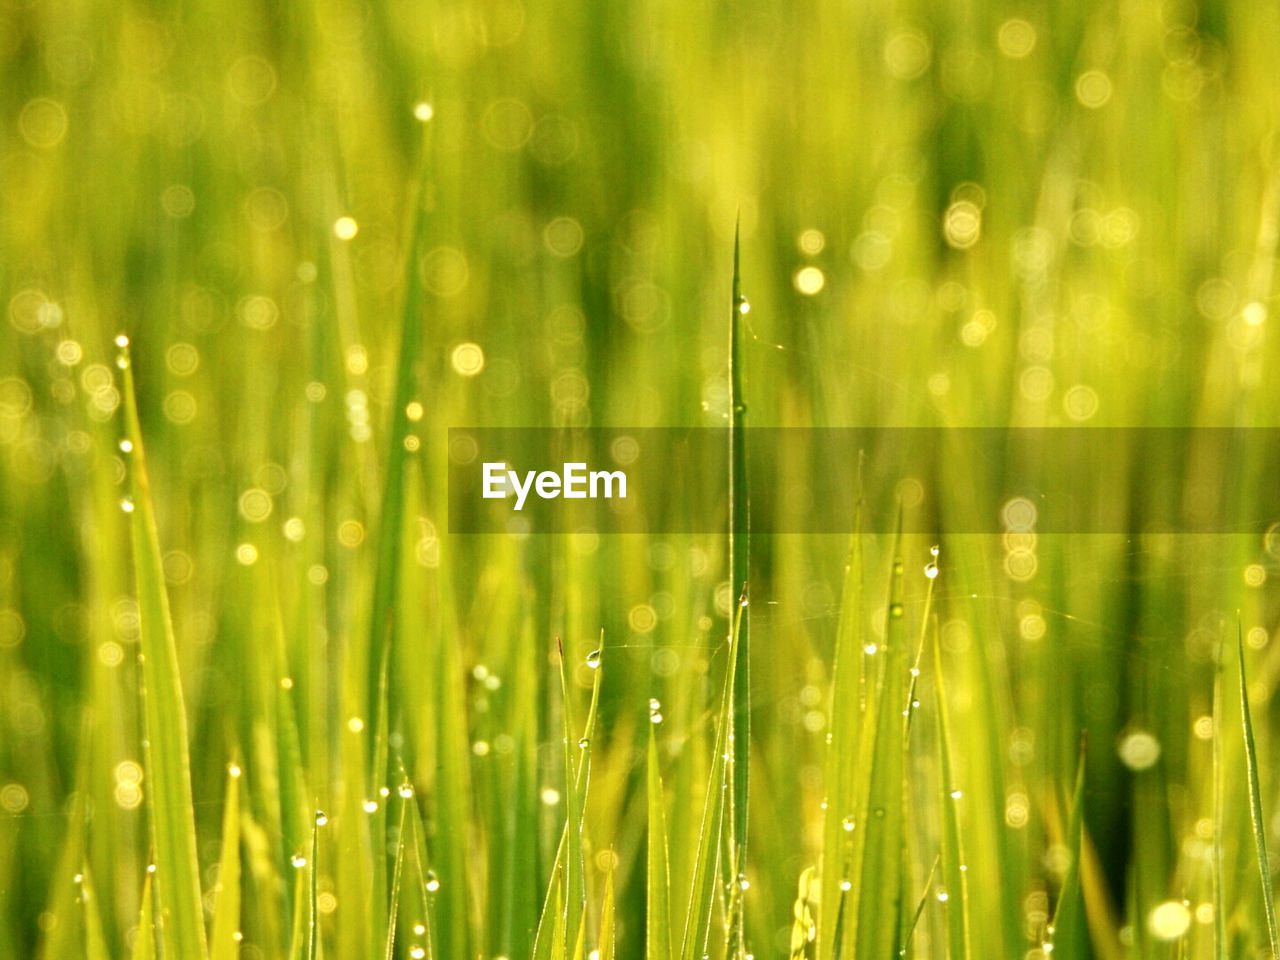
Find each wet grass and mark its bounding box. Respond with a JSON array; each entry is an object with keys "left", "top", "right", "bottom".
[{"left": 4, "top": 1, "right": 1280, "bottom": 959}]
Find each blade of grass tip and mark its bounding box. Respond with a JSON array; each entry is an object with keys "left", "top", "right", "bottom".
[
  {"left": 79, "top": 865, "right": 111, "bottom": 960},
  {"left": 728, "top": 214, "right": 751, "bottom": 911},
  {"left": 903, "top": 545, "right": 939, "bottom": 740},
  {"left": 647, "top": 724, "right": 673, "bottom": 960},
  {"left": 532, "top": 633, "right": 606, "bottom": 960},
  {"left": 384, "top": 799, "right": 409, "bottom": 960},
  {"left": 818, "top": 480, "right": 865, "bottom": 960},
  {"left": 551, "top": 870, "right": 567, "bottom": 960},
  {"left": 1238, "top": 624, "right": 1280, "bottom": 957},
  {"left": 852, "top": 506, "right": 907, "bottom": 960},
  {"left": 131, "top": 873, "right": 157, "bottom": 960},
  {"left": 119, "top": 338, "right": 209, "bottom": 960},
  {"left": 679, "top": 592, "right": 746, "bottom": 960},
  {"left": 934, "top": 617, "right": 971, "bottom": 960},
  {"left": 1047, "top": 735, "right": 1087, "bottom": 958},
  {"left": 902, "top": 855, "right": 940, "bottom": 949},
  {"left": 210, "top": 761, "right": 243, "bottom": 960}
]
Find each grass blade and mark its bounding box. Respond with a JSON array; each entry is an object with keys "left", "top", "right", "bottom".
[
  {"left": 384, "top": 799, "right": 409, "bottom": 960},
  {"left": 131, "top": 874, "right": 157, "bottom": 960},
  {"left": 1238, "top": 625, "right": 1280, "bottom": 957},
  {"left": 647, "top": 725, "right": 673, "bottom": 960},
  {"left": 600, "top": 860, "right": 617, "bottom": 960},
  {"left": 679, "top": 592, "right": 746, "bottom": 960},
  {"left": 728, "top": 216, "right": 751, "bottom": 925},
  {"left": 210, "top": 762, "right": 243, "bottom": 960},
  {"left": 120, "top": 342, "right": 208, "bottom": 960},
  {"left": 1047, "top": 736, "right": 1087, "bottom": 958},
  {"left": 934, "top": 619, "right": 970, "bottom": 960},
  {"left": 78, "top": 865, "right": 110, "bottom": 960}
]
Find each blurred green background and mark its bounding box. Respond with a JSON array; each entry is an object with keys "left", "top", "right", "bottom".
[{"left": 4, "top": 0, "right": 1280, "bottom": 957}]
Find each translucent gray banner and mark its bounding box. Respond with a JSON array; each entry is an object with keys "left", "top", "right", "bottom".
[{"left": 446, "top": 428, "right": 1279, "bottom": 535}]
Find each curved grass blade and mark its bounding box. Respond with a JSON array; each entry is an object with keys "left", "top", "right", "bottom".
[
  {"left": 678, "top": 593, "right": 746, "bottom": 960},
  {"left": 120, "top": 343, "right": 209, "bottom": 960},
  {"left": 210, "top": 763, "right": 243, "bottom": 960},
  {"left": 1238, "top": 625, "right": 1280, "bottom": 957},
  {"left": 647, "top": 725, "right": 673, "bottom": 960}
]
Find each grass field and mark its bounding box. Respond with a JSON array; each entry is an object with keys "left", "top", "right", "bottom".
[{"left": 4, "top": 0, "right": 1280, "bottom": 957}]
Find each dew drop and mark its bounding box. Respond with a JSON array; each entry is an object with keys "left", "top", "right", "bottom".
[
  {"left": 118, "top": 439, "right": 133, "bottom": 453},
  {"left": 362, "top": 799, "right": 378, "bottom": 813},
  {"left": 290, "top": 854, "right": 307, "bottom": 869},
  {"left": 120, "top": 497, "right": 135, "bottom": 514},
  {"left": 840, "top": 879, "right": 852, "bottom": 891},
  {"left": 841, "top": 816, "right": 855, "bottom": 832},
  {"left": 425, "top": 870, "right": 440, "bottom": 893},
  {"left": 398, "top": 783, "right": 414, "bottom": 799},
  {"left": 586, "top": 648, "right": 601, "bottom": 669},
  {"left": 577, "top": 736, "right": 589, "bottom": 749},
  {"left": 114, "top": 334, "right": 130, "bottom": 348},
  {"left": 889, "top": 603, "right": 904, "bottom": 619},
  {"left": 924, "top": 561, "right": 939, "bottom": 580},
  {"left": 737, "top": 297, "right": 751, "bottom": 315},
  {"left": 314, "top": 810, "right": 328, "bottom": 826}
]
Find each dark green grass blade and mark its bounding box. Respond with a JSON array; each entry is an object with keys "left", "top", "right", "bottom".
[
  {"left": 1238, "top": 626, "right": 1280, "bottom": 957},
  {"left": 120, "top": 345, "right": 209, "bottom": 960},
  {"left": 558, "top": 639, "right": 587, "bottom": 953},
  {"left": 384, "top": 800, "right": 409, "bottom": 960},
  {"left": 647, "top": 725, "right": 673, "bottom": 960},
  {"left": 678, "top": 594, "right": 746, "bottom": 960},
  {"left": 1213, "top": 642, "right": 1228, "bottom": 960}
]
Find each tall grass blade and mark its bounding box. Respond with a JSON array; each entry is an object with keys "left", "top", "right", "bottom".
[
  {"left": 78, "top": 865, "right": 110, "bottom": 960},
  {"left": 131, "top": 874, "right": 156, "bottom": 960},
  {"left": 532, "top": 635, "right": 606, "bottom": 960},
  {"left": 210, "top": 763, "right": 243, "bottom": 960},
  {"left": 384, "top": 799, "right": 409, "bottom": 960},
  {"left": 1238, "top": 625, "right": 1280, "bottom": 957},
  {"left": 934, "top": 628, "right": 971, "bottom": 960},
  {"left": 647, "top": 725, "right": 673, "bottom": 960},
  {"left": 600, "top": 861, "right": 617, "bottom": 960},
  {"left": 120, "top": 345, "right": 209, "bottom": 960},
  {"left": 678, "top": 593, "right": 746, "bottom": 960},
  {"left": 852, "top": 511, "right": 907, "bottom": 959},
  {"left": 728, "top": 216, "right": 751, "bottom": 929},
  {"left": 1047, "top": 737, "right": 1087, "bottom": 958}
]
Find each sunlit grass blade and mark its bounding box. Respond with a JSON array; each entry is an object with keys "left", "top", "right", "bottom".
[
  {"left": 903, "top": 855, "right": 939, "bottom": 949},
  {"left": 647, "top": 725, "right": 673, "bottom": 960},
  {"left": 600, "top": 860, "right": 616, "bottom": 960},
  {"left": 286, "top": 818, "right": 318, "bottom": 960},
  {"left": 79, "top": 865, "right": 110, "bottom": 960},
  {"left": 728, "top": 216, "right": 751, "bottom": 932},
  {"left": 131, "top": 874, "right": 156, "bottom": 960},
  {"left": 384, "top": 800, "right": 409, "bottom": 960},
  {"left": 1238, "top": 625, "right": 1280, "bottom": 956},
  {"left": 1214, "top": 640, "right": 1228, "bottom": 960},
  {"left": 819, "top": 499, "right": 864, "bottom": 960},
  {"left": 405, "top": 789, "right": 438, "bottom": 960},
  {"left": 1047, "top": 737, "right": 1087, "bottom": 958},
  {"left": 852, "top": 513, "right": 906, "bottom": 960},
  {"left": 532, "top": 635, "right": 606, "bottom": 960},
  {"left": 559, "top": 638, "right": 587, "bottom": 953},
  {"left": 934, "top": 621, "right": 970, "bottom": 960},
  {"left": 210, "top": 762, "right": 242, "bottom": 960},
  {"left": 678, "top": 593, "right": 746, "bottom": 960},
  {"left": 120, "top": 345, "right": 208, "bottom": 960}
]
